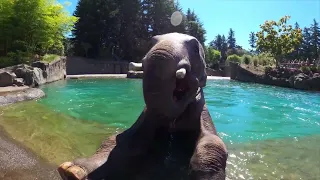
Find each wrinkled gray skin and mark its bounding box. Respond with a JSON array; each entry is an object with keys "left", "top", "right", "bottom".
[{"left": 58, "top": 33, "right": 228, "bottom": 180}]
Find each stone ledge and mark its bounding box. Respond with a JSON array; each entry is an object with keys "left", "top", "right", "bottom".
[
  {"left": 127, "top": 71, "right": 143, "bottom": 79},
  {"left": 0, "top": 88, "right": 45, "bottom": 106}
]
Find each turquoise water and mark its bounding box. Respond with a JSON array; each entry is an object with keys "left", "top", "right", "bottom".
[
  {"left": 39, "top": 79, "right": 320, "bottom": 145},
  {"left": 1, "top": 79, "right": 319, "bottom": 179}
]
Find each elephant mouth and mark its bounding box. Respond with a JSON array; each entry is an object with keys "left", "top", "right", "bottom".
[{"left": 173, "top": 78, "right": 189, "bottom": 101}]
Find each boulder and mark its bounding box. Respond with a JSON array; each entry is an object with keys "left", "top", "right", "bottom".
[
  {"left": 13, "top": 78, "right": 24, "bottom": 86},
  {"left": 128, "top": 62, "right": 143, "bottom": 71},
  {"left": 127, "top": 71, "right": 143, "bottom": 79},
  {"left": 32, "top": 61, "right": 48, "bottom": 71},
  {"left": 293, "top": 73, "right": 310, "bottom": 90},
  {"left": 13, "top": 65, "right": 45, "bottom": 87},
  {"left": 308, "top": 73, "right": 320, "bottom": 90},
  {"left": 0, "top": 72, "right": 16, "bottom": 87},
  {"left": 0, "top": 88, "right": 45, "bottom": 106}
]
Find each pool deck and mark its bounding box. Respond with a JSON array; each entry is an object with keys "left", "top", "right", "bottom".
[
  {"left": 0, "top": 86, "right": 29, "bottom": 96},
  {"left": 66, "top": 74, "right": 231, "bottom": 80},
  {"left": 0, "top": 127, "right": 60, "bottom": 180}
]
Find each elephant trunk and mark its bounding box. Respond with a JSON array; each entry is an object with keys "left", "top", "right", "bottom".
[{"left": 142, "top": 49, "right": 198, "bottom": 121}]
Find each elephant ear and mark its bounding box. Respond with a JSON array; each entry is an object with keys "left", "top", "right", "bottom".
[
  {"left": 151, "top": 35, "right": 163, "bottom": 46},
  {"left": 186, "top": 38, "right": 207, "bottom": 87}
]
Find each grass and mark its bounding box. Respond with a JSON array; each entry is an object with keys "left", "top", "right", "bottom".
[{"left": 41, "top": 54, "right": 60, "bottom": 63}]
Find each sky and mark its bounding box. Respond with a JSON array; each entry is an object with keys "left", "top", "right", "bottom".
[{"left": 60, "top": 0, "right": 320, "bottom": 50}]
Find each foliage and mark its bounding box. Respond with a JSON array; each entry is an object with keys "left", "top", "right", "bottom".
[
  {"left": 226, "top": 54, "right": 241, "bottom": 65},
  {"left": 242, "top": 55, "right": 252, "bottom": 65},
  {"left": 227, "top": 28, "right": 236, "bottom": 49},
  {"left": 209, "top": 34, "right": 228, "bottom": 62},
  {"left": 300, "top": 66, "right": 311, "bottom": 74},
  {"left": 71, "top": 1, "right": 206, "bottom": 60},
  {"left": 255, "top": 52, "right": 276, "bottom": 66},
  {"left": 310, "top": 19, "right": 320, "bottom": 61},
  {"left": 227, "top": 48, "right": 250, "bottom": 57},
  {"left": 310, "top": 65, "right": 318, "bottom": 73},
  {"left": 0, "top": 56, "right": 13, "bottom": 68},
  {"left": 249, "top": 32, "right": 257, "bottom": 53},
  {"left": 253, "top": 57, "right": 258, "bottom": 66},
  {"left": 42, "top": 54, "right": 59, "bottom": 63},
  {"left": 7, "top": 51, "right": 32, "bottom": 65},
  {"left": 205, "top": 46, "right": 221, "bottom": 67},
  {"left": 256, "top": 16, "right": 303, "bottom": 66},
  {"left": 0, "top": 0, "right": 76, "bottom": 67}
]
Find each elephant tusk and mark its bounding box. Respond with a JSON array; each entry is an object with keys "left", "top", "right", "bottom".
[{"left": 176, "top": 68, "right": 186, "bottom": 79}]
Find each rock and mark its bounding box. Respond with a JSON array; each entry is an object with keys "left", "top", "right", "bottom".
[
  {"left": 0, "top": 72, "right": 16, "bottom": 87},
  {"left": 0, "top": 88, "right": 45, "bottom": 106},
  {"left": 308, "top": 74, "right": 320, "bottom": 90},
  {"left": 32, "top": 61, "right": 48, "bottom": 71},
  {"left": 127, "top": 71, "right": 143, "bottom": 79},
  {"left": 32, "top": 67, "right": 46, "bottom": 86},
  {"left": 13, "top": 78, "right": 24, "bottom": 86},
  {"left": 13, "top": 65, "right": 45, "bottom": 87},
  {"left": 128, "top": 62, "right": 143, "bottom": 71},
  {"left": 293, "top": 73, "right": 310, "bottom": 90}
]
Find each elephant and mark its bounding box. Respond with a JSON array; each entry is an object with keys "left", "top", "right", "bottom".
[{"left": 58, "top": 33, "right": 228, "bottom": 180}]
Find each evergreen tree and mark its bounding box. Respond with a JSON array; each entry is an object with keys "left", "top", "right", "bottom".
[
  {"left": 210, "top": 34, "right": 222, "bottom": 51},
  {"left": 185, "top": 8, "right": 206, "bottom": 45},
  {"left": 248, "top": 32, "right": 257, "bottom": 53},
  {"left": 227, "top": 28, "right": 236, "bottom": 49},
  {"left": 310, "top": 19, "right": 320, "bottom": 62},
  {"left": 301, "top": 27, "right": 313, "bottom": 62},
  {"left": 221, "top": 35, "right": 228, "bottom": 62}
]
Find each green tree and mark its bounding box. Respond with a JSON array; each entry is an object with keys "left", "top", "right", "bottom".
[
  {"left": 227, "top": 28, "right": 236, "bottom": 49},
  {"left": 205, "top": 46, "right": 221, "bottom": 68},
  {"left": 256, "top": 15, "right": 303, "bottom": 66},
  {"left": 210, "top": 34, "right": 222, "bottom": 51},
  {"left": 249, "top": 32, "right": 257, "bottom": 53},
  {"left": 185, "top": 8, "right": 206, "bottom": 45},
  {"left": 0, "top": 0, "right": 76, "bottom": 62},
  {"left": 301, "top": 27, "right": 313, "bottom": 62},
  {"left": 310, "top": 19, "right": 320, "bottom": 62},
  {"left": 221, "top": 35, "right": 228, "bottom": 62}
]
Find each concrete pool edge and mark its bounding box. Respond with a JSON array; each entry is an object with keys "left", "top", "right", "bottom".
[
  {"left": 0, "top": 125, "right": 61, "bottom": 179},
  {"left": 66, "top": 74, "right": 231, "bottom": 80}
]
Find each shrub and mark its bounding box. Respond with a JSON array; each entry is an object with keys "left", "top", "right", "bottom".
[
  {"left": 0, "top": 56, "right": 13, "bottom": 68},
  {"left": 7, "top": 51, "right": 32, "bottom": 65},
  {"left": 310, "top": 65, "right": 318, "bottom": 73},
  {"left": 258, "top": 52, "right": 275, "bottom": 66},
  {"left": 300, "top": 66, "right": 311, "bottom": 74},
  {"left": 253, "top": 58, "right": 258, "bottom": 66},
  {"left": 205, "top": 46, "right": 221, "bottom": 68},
  {"left": 42, "top": 54, "right": 60, "bottom": 63},
  {"left": 242, "top": 55, "right": 252, "bottom": 65},
  {"left": 226, "top": 54, "right": 241, "bottom": 65}
]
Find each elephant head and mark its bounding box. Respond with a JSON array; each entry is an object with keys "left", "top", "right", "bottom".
[{"left": 142, "top": 33, "right": 207, "bottom": 121}]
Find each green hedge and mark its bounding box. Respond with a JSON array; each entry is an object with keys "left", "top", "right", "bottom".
[{"left": 226, "top": 54, "right": 242, "bottom": 65}]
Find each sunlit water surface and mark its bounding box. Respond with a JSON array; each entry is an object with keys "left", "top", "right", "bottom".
[{"left": 0, "top": 79, "right": 319, "bottom": 179}]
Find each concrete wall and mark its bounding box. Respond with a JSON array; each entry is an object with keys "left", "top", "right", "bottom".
[
  {"left": 66, "top": 56, "right": 129, "bottom": 75},
  {"left": 206, "top": 67, "right": 231, "bottom": 77}
]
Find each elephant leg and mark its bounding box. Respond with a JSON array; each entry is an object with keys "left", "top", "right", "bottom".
[
  {"left": 189, "top": 134, "right": 228, "bottom": 180},
  {"left": 58, "top": 135, "right": 117, "bottom": 180},
  {"left": 58, "top": 108, "right": 158, "bottom": 180}
]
